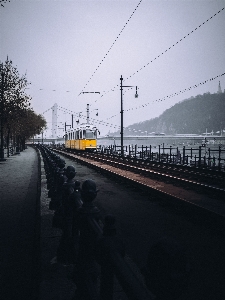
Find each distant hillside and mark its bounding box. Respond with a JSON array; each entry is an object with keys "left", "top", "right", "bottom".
[{"left": 118, "top": 92, "right": 225, "bottom": 135}]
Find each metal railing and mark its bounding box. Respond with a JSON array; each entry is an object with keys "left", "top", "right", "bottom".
[
  {"left": 38, "top": 144, "right": 190, "bottom": 300},
  {"left": 97, "top": 144, "right": 225, "bottom": 171}
]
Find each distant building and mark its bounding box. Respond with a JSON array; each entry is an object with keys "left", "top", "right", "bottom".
[{"left": 217, "top": 81, "right": 222, "bottom": 94}]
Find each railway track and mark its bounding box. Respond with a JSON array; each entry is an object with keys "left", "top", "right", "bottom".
[{"left": 54, "top": 148, "right": 225, "bottom": 231}]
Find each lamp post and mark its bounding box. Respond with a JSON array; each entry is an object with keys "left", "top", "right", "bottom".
[{"left": 120, "top": 75, "right": 138, "bottom": 157}]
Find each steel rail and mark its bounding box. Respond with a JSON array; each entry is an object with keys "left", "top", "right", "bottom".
[{"left": 76, "top": 151, "right": 225, "bottom": 193}]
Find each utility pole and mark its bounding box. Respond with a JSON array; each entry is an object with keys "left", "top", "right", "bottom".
[
  {"left": 51, "top": 103, "right": 58, "bottom": 139},
  {"left": 81, "top": 91, "right": 100, "bottom": 125},
  {"left": 120, "top": 75, "right": 138, "bottom": 157},
  {"left": 65, "top": 122, "right": 71, "bottom": 131}
]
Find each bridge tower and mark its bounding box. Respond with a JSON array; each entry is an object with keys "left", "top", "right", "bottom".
[
  {"left": 52, "top": 103, "right": 58, "bottom": 138},
  {"left": 218, "top": 81, "right": 222, "bottom": 94}
]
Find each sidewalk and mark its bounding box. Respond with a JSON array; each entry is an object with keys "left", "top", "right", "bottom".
[
  {"left": 0, "top": 146, "right": 77, "bottom": 299},
  {"left": 0, "top": 146, "right": 40, "bottom": 300}
]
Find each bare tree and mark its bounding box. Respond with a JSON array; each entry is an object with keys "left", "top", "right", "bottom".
[{"left": 0, "top": 57, "right": 46, "bottom": 157}]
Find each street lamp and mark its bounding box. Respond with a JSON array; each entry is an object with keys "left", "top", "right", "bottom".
[{"left": 120, "top": 75, "right": 138, "bottom": 157}]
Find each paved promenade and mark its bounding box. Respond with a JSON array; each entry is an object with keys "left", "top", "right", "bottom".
[
  {"left": 0, "top": 146, "right": 40, "bottom": 300},
  {"left": 0, "top": 147, "right": 78, "bottom": 300}
]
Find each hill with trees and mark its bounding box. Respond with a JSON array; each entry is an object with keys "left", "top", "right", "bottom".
[{"left": 120, "top": 92, "right": 225, "bottom": 136}]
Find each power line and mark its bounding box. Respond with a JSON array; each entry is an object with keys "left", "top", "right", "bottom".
[
  {"left": 124, "top": 7, "right": 225, "bottom": 82},
  {"left": 107, "top": 72, "right": 225, "bottom": 120},
  {"left": 78, "top": 0, "right": 143, "bottom": 96},
  {"left": 42, "top": 73, "right": 225, "bottom": 133},
  {"left": 57, "top": 105, "right": 120, "bottom": 131},
  {"left": 92, "top": 7, "right": 225, "bottom": 105}
]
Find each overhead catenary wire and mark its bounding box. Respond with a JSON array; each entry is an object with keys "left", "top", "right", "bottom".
[
  {"left": 34, "top": 7, "right": 224, "bottom": 104},
  {"left": 56, "top": 105, "right": 121, "bottom": 131},
  {"left": 92, "top": 6, "right": 225, "bottom": 105},
  {"left": 107, "top": 72, "right": 225, "bottom": 120},
  {"left": 78, "top": 0, "right": 143, "bottom": 96},
  {"left": 42, "top": 73, "right": 225, "bottom": 134},
  {"left": 41, "top": 7, "right": 225, "bottom": 134},
  {"left": 43, "top": 73, "right": 224, "bottom": 133}
]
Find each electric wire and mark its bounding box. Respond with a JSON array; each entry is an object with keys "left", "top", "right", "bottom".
[
  {"left": 36, "top": 6, "right": 224, "bottom": 112},
  {"left": 42, "top": 7, "right": 225, "bottom": 133},
  {"left": 43, "top": 72, "right": 224, "bottom": 133},
  {"left": 78, "top": 0, "right": 143, "bottom": 96},
  {"left": 107, "top": 72, "right": 225, "bottom": 120},
  {"left": 92, "top": 7, "right": 225, "bottom": 105}
]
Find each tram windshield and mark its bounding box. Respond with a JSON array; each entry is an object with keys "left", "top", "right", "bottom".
[{"left": 85, "top": 129, "right": 96, "bottom": 139}]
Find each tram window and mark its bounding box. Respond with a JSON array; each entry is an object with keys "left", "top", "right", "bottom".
[
  {"left": 73, "top": 132, "right": 75, "bottom": 139},
  {"left": 76, "top": 131, "right": 79, "bottom": 139},
  {"left": 65, "top": 134, "right": 68, "bottom": 141},
  {"left": 79, "top": 130, "right": 82, "bottom": 139},
  {"left": 86, "top": 129, "right": 95, "bottom": 139},
  {"left": 83, "top": 130, "right": 86, "bottom": 139}
]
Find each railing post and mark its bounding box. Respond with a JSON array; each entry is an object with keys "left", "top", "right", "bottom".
[
  {"left": 218, "top": 145, "right": 221, "bottom": 171},
  {"left": 198, "top": 146, "right": 202, "bottom": 168},
  {"left": 183, "top": 146, "right": 185, "bottom": 165},
  {"left": 208, "top": 148, "right": 211, "bottom": 167},
  {"left": 158, "top": 145, "right": 161, "bottom": 162},
  {"left": 56, "top": 165, "right": 81, "bottom": 264},
  {"left": 73, "top": 180, "right": 100, "bottom": 300}
]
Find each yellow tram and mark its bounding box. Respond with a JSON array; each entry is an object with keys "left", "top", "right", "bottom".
[{"left": 65, "top": 123, "right": 98, "bottom": 151}]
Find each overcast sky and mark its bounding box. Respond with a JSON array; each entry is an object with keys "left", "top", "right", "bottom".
[{"left": 1, "top": 0, "right": 225, "bottom": 137}]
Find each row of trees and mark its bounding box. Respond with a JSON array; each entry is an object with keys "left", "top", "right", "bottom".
[{"left": 0, "top": 57, "right": 46, "bottom": 158}]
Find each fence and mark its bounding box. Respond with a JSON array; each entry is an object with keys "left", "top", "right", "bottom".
[
  {"left": 38, "top": 144, "right": 190, "bottom": 300},
  {"left": 98, "top": 144, "right": 225, "bottom": 171}
]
